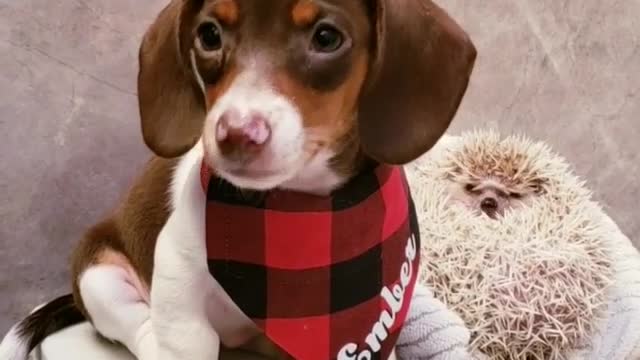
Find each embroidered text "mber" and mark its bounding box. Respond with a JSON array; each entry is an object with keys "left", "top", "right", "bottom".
[{"left": 337, "top": 233, "right": 417, "bottom": 360}]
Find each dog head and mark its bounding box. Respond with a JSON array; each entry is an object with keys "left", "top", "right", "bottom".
[{"left": 138, "top": 0, "right": 476, "bottom": 192}]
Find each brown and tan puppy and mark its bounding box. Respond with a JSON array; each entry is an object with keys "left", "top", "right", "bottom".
[{"left": 0, "top": 1, "right": 476, "bottom": 359}]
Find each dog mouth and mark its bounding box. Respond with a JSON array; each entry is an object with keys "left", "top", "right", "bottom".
[
  {"left": 215, "top": 162, "right": 294, "bottom": 191},
  {"left": 224, "top": 167, "right": 281, "bottom": 179},
  {"left": 204, "top": 135, "right": 318, "bottom": 192}
]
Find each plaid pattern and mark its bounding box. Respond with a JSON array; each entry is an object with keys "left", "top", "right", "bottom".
[{"left": 201, "top": 162, "right": 421, "bottom": 360}]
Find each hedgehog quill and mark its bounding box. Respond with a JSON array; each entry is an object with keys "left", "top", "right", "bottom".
[{"left": 406, "top": 130, "right": 613, "bottom": 360}]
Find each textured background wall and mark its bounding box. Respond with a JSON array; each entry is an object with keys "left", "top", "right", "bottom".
[{"left": 1, "top": 0, "right": 638, "bottom": 335}]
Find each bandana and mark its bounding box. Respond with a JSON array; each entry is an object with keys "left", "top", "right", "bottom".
[{"left": 201, "top": 162, "right": 421, "bottom": 360}]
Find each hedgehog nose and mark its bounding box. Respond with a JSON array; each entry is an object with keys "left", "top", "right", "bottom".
[{"left": 480, "top": 197, "right": 499, "bottom": 215}]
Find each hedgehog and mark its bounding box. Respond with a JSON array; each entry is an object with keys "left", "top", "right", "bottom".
[{"left": 405, "top": 130, "right": 613, "bottom": 360}]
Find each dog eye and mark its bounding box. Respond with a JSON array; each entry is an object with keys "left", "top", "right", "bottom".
[
  {"left": 198, "top": 22, "right": 222, "bottom": 51},
  {"left": 311, "top": 24, "right": 344, "bottom": 53}
]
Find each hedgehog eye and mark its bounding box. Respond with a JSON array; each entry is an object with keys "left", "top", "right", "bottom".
[
  {"left": 531, "top": 182, "right": 544, "bottom": 194},
  {"left": 511, "top": 192, "right": 523, "bottom": 199},
  {"left": 465, "top": 184, "right": 476, "bottom": 193}
]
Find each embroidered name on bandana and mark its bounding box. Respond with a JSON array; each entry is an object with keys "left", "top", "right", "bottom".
[{"left": 201, "top": 164, "right": 421, "bottom": 360}]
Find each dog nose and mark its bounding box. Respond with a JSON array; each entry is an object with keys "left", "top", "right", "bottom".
[
  {"left": 216, "top": 109, "right": 271, "bottom": 158},
  {"left": 480, "top": 197, "right": 498, "bottom": 214}
]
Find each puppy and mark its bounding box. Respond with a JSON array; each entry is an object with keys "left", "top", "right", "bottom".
[{"left": 0, "top": 0, "right": 476, "bottom": 359}]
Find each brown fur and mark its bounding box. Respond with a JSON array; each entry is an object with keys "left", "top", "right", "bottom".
[
  {"left": 71, "top": 157, "right": 176, "bottom": 317},
  {"left": 272, "top": 53, "right": 370, "bottom": 174},
  {"left": 137, "top": 0, "right": 205, "bottom": 158},
  {"left": 358, "top": 0, "right": 477, "bottom": 164},
  {"left": 206, "top": 66, "right": 240, "bottom": 108}
]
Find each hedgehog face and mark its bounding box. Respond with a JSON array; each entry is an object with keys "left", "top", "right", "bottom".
[
  {"left": 448, "top": 177, "right": 537, "bottom": 219},
  {"left": 434, "top": 131, "right": 551, "bottom": 219}
]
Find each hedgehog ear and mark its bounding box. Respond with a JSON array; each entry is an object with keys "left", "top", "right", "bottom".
[{"left": 359, "top": 0, "right": 477, "bottom": 165}]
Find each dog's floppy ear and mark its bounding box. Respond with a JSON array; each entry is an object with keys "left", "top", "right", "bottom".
[
  {"left": 138, "top": 0, "right": 205, "bottom": 158},
  {"left": 358, "top": 0, "right": 477, "bottom": 164}
]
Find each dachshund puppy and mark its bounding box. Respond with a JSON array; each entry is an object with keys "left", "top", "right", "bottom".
[{"left": 0, "top": 1, "right": 476, "bottom": 359}]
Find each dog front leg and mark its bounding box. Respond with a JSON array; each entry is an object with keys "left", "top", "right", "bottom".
[
  {"left": 151, "top": 266, "right": 221, "bottom": 360},
  {"left": 150, "top": 156, "right": 221, "bottom": 360}
]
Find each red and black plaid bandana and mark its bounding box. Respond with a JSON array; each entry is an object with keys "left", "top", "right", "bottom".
[{"left": 200, "top": 163, "right": 421, "bottom": 360}]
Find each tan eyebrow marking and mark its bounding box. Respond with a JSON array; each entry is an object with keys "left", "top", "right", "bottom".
[
  {"left": 292, "top": 0, "right": 320, "bottom": 27},
  {"left": 212, "top": 0, "right": 239, "bottom": 25}
]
